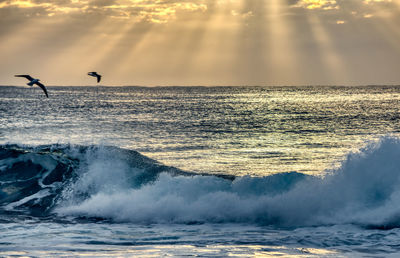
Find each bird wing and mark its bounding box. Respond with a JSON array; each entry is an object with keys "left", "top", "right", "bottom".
[
  {"left": 15, "top": 75, "right": 34, "bottom": 81},
  {"left": 35, "top": 82, "right": 49, "bottom": 98},
  {"left": 97, "top": 75, "right": 101, "bottom": 83}
]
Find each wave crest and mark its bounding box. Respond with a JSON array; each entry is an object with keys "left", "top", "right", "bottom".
[{"left": 2, "top": 137, "right": 400, "bottom": 227}]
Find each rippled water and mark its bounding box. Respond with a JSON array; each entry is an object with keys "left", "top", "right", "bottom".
[
  {"left": 1, "top": 85, "right": 400, "bottom": 257},
  {"left": 2, "top": 86, "right": 400, "bottom": 176}
]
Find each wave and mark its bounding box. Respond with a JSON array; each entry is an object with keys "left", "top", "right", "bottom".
[
  {"left": 0, "top": 144, "right": 186, "bottom": 214},
  {"left": 2, "top": 138, "right": 400, "bottom": 228}
]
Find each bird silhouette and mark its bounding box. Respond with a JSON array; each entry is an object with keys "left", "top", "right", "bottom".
[
  {"left": 14, "top": 75, "right": 48, "bottom": 98},
  {"left": 88, "top": 72, "right": 102, "bottom": 83}
]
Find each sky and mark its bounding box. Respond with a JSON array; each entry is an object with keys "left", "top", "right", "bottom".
[{"left": 0, "top": 0, "right": 400, "bottom": 86}]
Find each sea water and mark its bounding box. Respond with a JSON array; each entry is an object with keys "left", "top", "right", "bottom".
[{"left": 1, "top": 85, "right": 400, "bottom": 257}]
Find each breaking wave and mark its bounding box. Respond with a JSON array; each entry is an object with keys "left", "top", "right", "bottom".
[{"left": 2, "top": 137, "right": 400, "bottom": 228}]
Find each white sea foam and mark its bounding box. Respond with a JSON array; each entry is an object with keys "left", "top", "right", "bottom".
[{"left": 55, "top": 137, "right": 400, "bottom": 226}]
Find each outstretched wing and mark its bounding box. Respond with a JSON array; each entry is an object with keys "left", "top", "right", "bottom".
[
  {"left": 35, "top": 82, "right": 49, "bottom": 98},
  {"left": 15, "top": 74, "right": 34, "bottom": 81},
  {"left": 97, "top": 75, "right": 101, "bottom": 83}
]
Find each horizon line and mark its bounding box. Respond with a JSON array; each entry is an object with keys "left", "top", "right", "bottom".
[{"left": 2, "top": 84, "right": 400, "bottom": 88}]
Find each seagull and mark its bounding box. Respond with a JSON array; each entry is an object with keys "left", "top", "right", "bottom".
[
  {"left": 88, "top": 72, "right": 102, "bottom": 83},
  {"left": 14, "top": 75, "right": 48, "bottom": 98}
]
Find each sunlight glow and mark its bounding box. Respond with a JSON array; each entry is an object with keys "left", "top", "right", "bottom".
[
  {"left": 41, "top": 18, "right": 137, "bottom": 84},
  {"left": 1, "top": 0, "right": 400, "bottom": 85},
  {"left": 361, "top": 2, "right": 400, "bottom": 55},
  {"left": 306, "top": 14, "right": 349, "bottom": 84},
  {"left": 266, "top": 0, "right": 301, "bottom": 84}
]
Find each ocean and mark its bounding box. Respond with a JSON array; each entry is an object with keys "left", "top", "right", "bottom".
[{"left": 1, "top": 85, "right": 400, "bottom": 257}]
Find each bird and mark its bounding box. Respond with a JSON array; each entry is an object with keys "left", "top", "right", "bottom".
[
  {"left": 14, "top": 75, "right": 48, "bottom": 98},
  {"left": 88, "top": 72, "right": 102, "bottom": 83}
]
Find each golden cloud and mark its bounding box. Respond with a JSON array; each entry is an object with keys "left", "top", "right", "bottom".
[
  {"left": 294, "top": 0, "right": 339, "bottom": 10},
  {"left": 0, "top": 0, "right": 207, "bottom": 23}
]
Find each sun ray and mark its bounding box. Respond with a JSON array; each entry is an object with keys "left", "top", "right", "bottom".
[
  {"left": 305, "top": 13, "right": 349, "bottom": 84},
  {"left": 165, "top": 0, "right": 220, "bottom": 83},
  {"left": 114, "top": 0, "right": 222, "bottom": 85},
  {"left": 34, "top": 17, "right": 123, "bottom": 83},
  {"left": 265, "top": 0, "right": 302, "bottom": 85},
  {"left": 361, "top": 1, "right": 400, "bottom": 54},
  {"left": 0, "top": 17, "right": 50, "bottom": 61},
  {"left": 109, "top": 25, "right": 166, "bottom": 85},
  {"left": 2, "top": 0, "right": 400, "bottom": 86},
  {"left": 92, "top": 21, "right": 154, "bottom": 78},
  {"left": 233, "top": 0, "right": 269, "bottom": 85},
  {"left": 208, "top": 0, "right": 245, "bottom": 85}
]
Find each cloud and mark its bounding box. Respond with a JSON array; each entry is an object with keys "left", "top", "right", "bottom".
[
  {"left": 363, "top": 0, "right": 392, "bottom": 4},
  {"left": 0, "top": 0, "right": 207, "bottom": 23},
  {"left": 231, "top": 10, "right": 253, "bottom": 20},
  {"left": 293, "top": 0, "right": 397, "bottom": 11},
  {"left": 294, "top": 0, "right": 339, "bottom": 10}
]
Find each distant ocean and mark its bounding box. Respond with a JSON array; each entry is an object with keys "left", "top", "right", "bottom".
[{"left": 1, "top": 85, "right": 400, "bottom": 257}]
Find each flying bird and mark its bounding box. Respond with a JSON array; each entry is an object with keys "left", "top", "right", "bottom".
[
  {"left": 88, "top": 72, "right": 102, "bottom": 83},
  {"left": 14, "top": 75, "right": 48, "bottom": 98}
]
